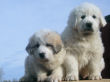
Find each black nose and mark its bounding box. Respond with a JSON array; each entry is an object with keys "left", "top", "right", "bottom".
[
  {"left": 85, "top": 23, "right": 92, "bottom": 30},
  {"left": 86, "top": 23, "right": 92, "bottom": 28},
  {"left": 39, "top": 53, "right": 45, "bottom": 59}
]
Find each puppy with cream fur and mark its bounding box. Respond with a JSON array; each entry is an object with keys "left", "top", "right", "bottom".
[
  {"left": 62, "top": 3, "right": 106, "bottom": 80},
  {"left": 20, "top": 30, "right": 66, "bottom": 82}
]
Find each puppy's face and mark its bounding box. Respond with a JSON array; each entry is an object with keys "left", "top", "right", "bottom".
[
  {"left": 68, "top": 3, "right": 106, "bottom": 36},
  {"left": 77, "top": 10, "right": 100, "bottom": 35},
  {"left": 26, "top": 30, "right": 63, "bottom": 63}
]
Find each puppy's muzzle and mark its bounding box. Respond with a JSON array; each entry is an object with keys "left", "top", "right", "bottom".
[
  {"left": 39, "top": 52, "right": 45, "bottom": 59},
  {"left": 85, "top": 22, "right": 93, "bottom": 31}
]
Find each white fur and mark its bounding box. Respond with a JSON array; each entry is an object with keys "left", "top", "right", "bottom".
[
  {"left": 20, "top": 30, "right": 66, "bottom": 82},
  {"left": 62, "top": 2, "right": 106, "bottom": 81}
]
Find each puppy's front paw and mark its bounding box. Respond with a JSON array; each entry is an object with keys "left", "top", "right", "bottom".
[
  {"left": 37, "top": 75, "right": 47, "bottom": 82},
  {"left": 89, "top": 73, "right": 102, "bottom": 80},
  {"left": 19, "top": 76, "right": 36, "bottom": 82},
  {"left": 64, "top": 73, "right": 79, "bottom": 81},
  {"left": 46, "top": 75, "right": 62, "bottom": 82}
]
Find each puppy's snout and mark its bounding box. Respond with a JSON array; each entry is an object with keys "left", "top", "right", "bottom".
[
  {"left": 85, "top": 22, "right": 93, "bottom": 31},
  {"left": 39, "top": 53, "right": 45, "bottom": 59},
  {"left": 86, "top": 22, "right": 92, "bottom": 28}
]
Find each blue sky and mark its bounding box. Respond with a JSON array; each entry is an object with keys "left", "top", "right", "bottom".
[{"left": 0, "top": 0, "right": 110, "bottom": 80}]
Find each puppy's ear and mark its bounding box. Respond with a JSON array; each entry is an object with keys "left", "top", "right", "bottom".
[
  {"left": 54, "top": 44, "right": 62, "bottom": 54},
  {"left": 100, "top": 15, "right": 107, "bottom": 27},
  {"left": 68, "top": 10, "right": 78, "bottom": 29},
  {"left": 72, "top": 16, "right": 78, "bottom": 30},
  {"left": 26, "top": 42, "right": 34, "bottom": 55},
  {"left": 45, "top": 32, "right": 63, "bottom": 54}
]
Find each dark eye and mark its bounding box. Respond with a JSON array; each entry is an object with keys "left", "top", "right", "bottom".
[
  {"left": 33, "top": 43, "right": 40, "bottom": 48},
  {"left": 46, "top": 43, "right": 56, "bottom": 54},
  {"left": 92, "top": 15, "right": 96, "bottom": 19},
  {"left": 81, "top": 15, "right": 86, "bottom": 19},
  {"left": 46, "top": 43, "right": 53, "bottom": 48}
]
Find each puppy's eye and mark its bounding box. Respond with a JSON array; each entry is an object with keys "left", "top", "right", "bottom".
[
  {"left": 81, "top": 15, "right": 86, "bottom": 19},
  {"left": 46, "top": 43, "right": 56, "bottom": 54},
  {"left": 46, "top": 43, "right": 53, "bottom": 48},
  {"left": 92, "top": 15, "right": 96, "bottom": 19},
  {"left": 33, "top": 43, "right": 40, "bottom": 48}
]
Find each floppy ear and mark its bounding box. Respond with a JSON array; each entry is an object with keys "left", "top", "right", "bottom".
[
  {"left": 72, "top": 16, "right": 78, "bottom": 30},
  {"left": 26, "top": 42, "right": 34, "bottom": 55},
  {"left": 45, "top": 32, "right": 63, "bottom": 54},
  {"left": 53, "top": 44, "right": 62, "bottom": 54},
  {"left": 100, "top": 15, "right": 107, "bottom": 27},
  {"left": 68, "top": 10, "right": 78, "bottom": 29}
]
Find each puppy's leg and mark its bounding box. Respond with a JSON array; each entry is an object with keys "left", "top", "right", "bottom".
[
  {"left": 46, "top": 66, "right": 64, "bottom": 82},
  {"left": 19, "top": 75, "right": 29, "bottom": 82},
  {"left": 25, "top": 56, "right": 47, "bottom": 82},
  {"left": 19, "top": 75, "right": 36, "bottom": 82},
  {"left": 64, "top": 55, "right": 79, "bottom": 81},
  {"left": 19, "top": 56, "right": 37, "bottom": 82},
  {"left": 80, "top": 66, "right": 89, "bottom": 79},
  {"left": 88, "top": 58, "right": 105, "bottom": 80},
  {"left": 37, "top": 71, "right": 47, "bottom": 82},
  {"left": 99, "top": 58, "right": 105, "bottom": 74}
]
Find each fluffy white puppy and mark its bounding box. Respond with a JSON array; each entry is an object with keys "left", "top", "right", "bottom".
[
  {"left": 20, "top": 30, "right": 66, "bottom": 82},
  {"left": 61, "top": 3, "right": 106, "bottom": 80}
]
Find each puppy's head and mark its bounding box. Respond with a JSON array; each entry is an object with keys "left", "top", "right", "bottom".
[
  {"left": 26, "top": 29, "right": 63, "bottom": 63},
  {"left": 68, "top": 2, "right": 107, "bottom": 36}
]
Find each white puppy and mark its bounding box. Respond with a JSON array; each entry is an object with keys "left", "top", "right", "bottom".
[
  {"left": 20, "top": 29, "right": 66, "bottom": 82},
  {"left": 62, "top": 3, "right": 106, "bottom": 80}
]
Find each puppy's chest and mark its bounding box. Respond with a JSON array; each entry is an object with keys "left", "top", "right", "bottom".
[
  {"left": 71, "top": 41, "right": 94, "bottom": 59},
  {"left": 44, "top": 59, "right": 62, "bottom": 71},
  {"left": 73, "top": 41, "right": 97, "bottom": 69},
  {"left": 78, "top": 53, "right": 90, "bottom": 69},
  {"left": 70, "top": 41, "right": 94, "bottom": 55}
]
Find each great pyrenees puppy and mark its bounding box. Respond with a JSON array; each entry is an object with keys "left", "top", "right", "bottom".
[
  {"left": 20, "top": 29, "right": 66, "bottom": 82},
  {"left": 61, "top": 3, "right": 106, "bottom": 80}
]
